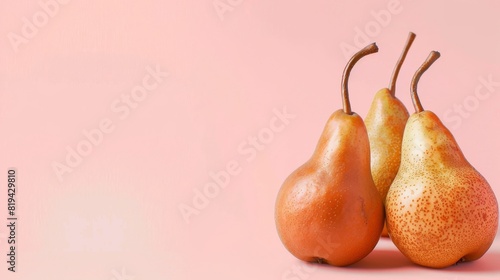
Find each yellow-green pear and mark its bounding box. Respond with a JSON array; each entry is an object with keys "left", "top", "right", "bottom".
[{"left": 365, "top": 32, "right": 415, "bottom": 236}]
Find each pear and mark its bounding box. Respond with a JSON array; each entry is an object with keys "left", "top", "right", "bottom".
[
  {"left": 275, "top": 43, "right": 384, "bottom": 266},
  {"left": 365, "top": 32, "right": 415, "bottom": 236},
  {"left": 385, "top": 51, "right": 499, "bottom": 268}
]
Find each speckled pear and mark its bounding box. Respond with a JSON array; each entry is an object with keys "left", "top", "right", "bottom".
[{"left": 385, "top": 51, "right": 499, "bottom": 268}]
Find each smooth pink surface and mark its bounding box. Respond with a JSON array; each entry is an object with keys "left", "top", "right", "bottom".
[{"left": 1, "top": 1, "right": 499, "bottom": 279}]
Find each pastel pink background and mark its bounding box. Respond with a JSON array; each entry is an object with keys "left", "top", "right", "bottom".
[{"left": 1, "top": 1, "right": 499, "bottom": 279}]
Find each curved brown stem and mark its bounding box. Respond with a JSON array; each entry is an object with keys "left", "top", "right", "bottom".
[
  {"left": 411, "top": 51, "right": 441, "bottom": 113},
  {"left": 388, "top": 32, "right": 416, "bottom": 95},
  {"left": 342, "top": 43, "right": 378, "bottom": 114}
]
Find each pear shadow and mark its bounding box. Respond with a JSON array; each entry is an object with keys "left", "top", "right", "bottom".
[
  {"left": 288, "top": 246, "right": 500, "bottom": 272},
  {"left": 440, "top": 251, "right": 500, "bottom": 272},
  {"left": 347, "top": 248, "right": 413, "bottom": 270}
]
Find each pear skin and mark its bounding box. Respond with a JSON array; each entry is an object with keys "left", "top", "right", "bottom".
[
  {"left": 386, "top": 51, "right": 499, "bottom": 268},
  {"left": 366, "top": 88, "right": 409, "bottom": 199},
  {"left": 365, "top": 88, "right": 409, "bottom": 236},
  {"left": 275, "top": 43, "right": 384, "bottom": 266},
  {"left": 365, "top": 32, "right": 414, "bottom": 237},
  {"left": 276, "top": 110, "right": 384, "bottom": 266}
]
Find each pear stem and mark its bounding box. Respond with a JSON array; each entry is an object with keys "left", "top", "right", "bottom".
[
  {"left": 341, "top": 43, "right": 378, "bottom": 115},
  {"left": 411, "top": 51, "right": 441, "bottom": 113},
  {"left": 388, "top": 32, "right": 416, "bottom": 95}
]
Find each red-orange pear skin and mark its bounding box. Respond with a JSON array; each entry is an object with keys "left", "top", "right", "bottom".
[
  {"left": 275, "top": 43, "right": 384, "bottom": 266},
  {"left": 275, "top": 110, "right": 384, "bottom": 266}
]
